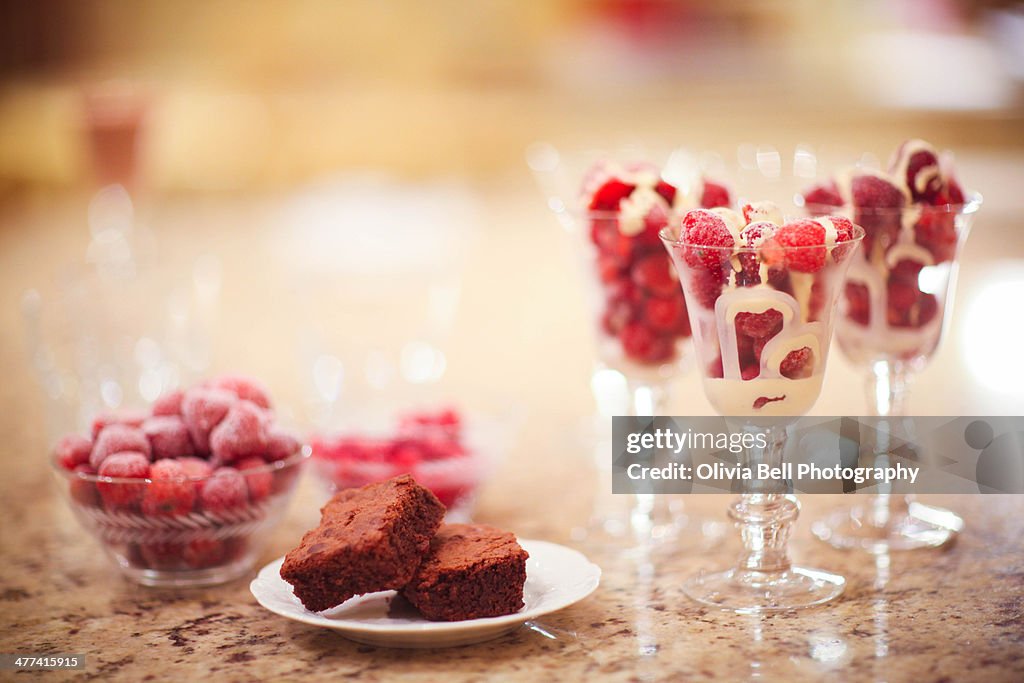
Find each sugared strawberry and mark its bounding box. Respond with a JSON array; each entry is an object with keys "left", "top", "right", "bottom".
[
  {"left": 918, "top": 293, "right": 939, "bottom": 327},
  {"left": 844, "top": 282, "right": 871, "bottom": 326},
  {"left": 780, "top": 347, "right": 814, "bottom": 380},
  {"left": 183, "top": 538, "right": 229, "bottom": 569},
  {"left": 601, "top": 295, "right": 634, "bottom": 336},
  {"left": 815, "top": 215, "right": 858, "bottom": 262},
  {"left": 69, "top": 465, "right": 100, "bottom": 507},
  {"left": 151, "top": 389, "right": 184, "bottom": 417},
  {"left": 802, "top": 181, "right": 843, "bottom": 209},
  {"left": 686, "top": 266, "right": 727, "bottom": 310},
  {"left": 589, "top": 178, "right": 636, "bottom": 212},
  {"left": 851, "top": 174, "right": 905, "bottom": 256},
  {"left": 890, "top": 258, "right": 924, "bottom": 285},
  {"left": 914, "top": 206, "right": 957, "bottom": 263},
  {"left": 142, "top": 416, "right": 194, "bottom": 460},
  {"left": 735, "top": 309, "right": 783, "bottom": 339},
  {"left": 654, "top": 180, "right": 676, "bottom": 205},
  {"left": 97, "top": 451, "right": 150, "bottom": 510},
  {"left": 90, "top": 410, "right": 147, "bottom": 440},
  {"left": 643, "top": 295, "right": 689, "bottom": 335},
  {"left": 741, "top": 363, "right": 760, "bottom": 381},
  {"left": 944, "top": 177, "right": 965, "bottom": 205},
  {"left": 631, "top": 254, "right": 678, "bottom": 297},
  {"left": 265, "top": 426, "right": 302, "bottom": 462},
  {"left": 891, "top": 140, "right": 942, "bottom": 203},
  {"left": 740, "top": 221, "right": 777, "bottom": 248},
  {"left": 680, "top": 209, "right": 735, "bottom": 272},
  {"left": 209, "top": 400, "right": 268, "bottom": 464},
  {"left": 141, "top": 459, "right": 196, "bottom": 516},
  {"left": 887, "top": 279, "right": 918, "bottom": 313},
  {"left": 775, "top": 219, "right": 826, "bottom": 273},
  {"left": 236, "top": 457, "right": 273, "bottom": 503},
  {"left": 699, "top": 179, "right": 731, "bottom": 209},
  {"left": 620, "top": 322, "right": 673, "bottom": 364},
  {"left": 199, "top": 467, "right": 248, "bottom": 512},
  {"left": 138, "top": 542, "right": 184, "bottom": 570},
  {"left": 181, "top": 387, "right": 235, "bottom": 454},
  {"left": 54, "top": 434, "right": 92, "bottom": 470},
  {"left": 209, "top": 374, "right": 273, "bottom": 410},
  {"left": 90, "top": 424, "right": 151, "bottom": 470}
]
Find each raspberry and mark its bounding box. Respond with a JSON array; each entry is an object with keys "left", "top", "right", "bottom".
[
  {"left": 654, "top": 180, "right": 676, "bottom": 205},
  {"left": 780, "top": 347, "right": 814, "bottom": 380},
  {"left": 643, "top": 294, "right": 689, "bottom": 335},
  {"left": 700, "top": 179, "right": 731, "bottom": 208},
  {"left": 97, "top": 452, "right": 150, "bottom": 510},
  {"left": 619, "top": 322, "right": 673, "bottom": 364},
  {"left": 851, "top": 174, "right": 905, "bottom": 256},
  {"left": 735, "top": 309, "right": 783, "bottom": 339},
  {"left": 181, "top": 387, "right": 235, "bottom": 454},
  {"left": 90, "top": 424, "right": 151, "bottom": 470},
  {"left": 775, "top": 219, "right": 826, "bottom": 273},
  {"left": 141, "top": 459, "right": 196, "bottom": 516},
  {"left": 69, "top": 465, "right": 100, "bottom": 507},
  {"left": 199, "top": 467, "right": 248, "bottom": 512},
  {"left": 802, "top": 181, "right": 843, "bottom": 209},
  {"left": 54, "top": 434, "right": 92, "bottom": 470},
  {"left": 891, "top": 141, "right": 942, "bottom": 203},
  {"left": 914, "top": 207, "right": 957, "bottom": 263},
  {"left": 142, "top": 416, "right": 194, "bottom": 460},
  {"left": 151, "top": 389, "right": 184, "bottom": 417},
  {"left": 265, "top": 426, "right": 301, "bottom": 462},
  {"left": 588, "top": 178, "right": 635, "bottom": 212},
  {"left": 631, "top": 254, "right": 678, "bottom": 297},
  {"left": 210, "top": 374, "right": 273, "bottom": 410},
  {"left": 209, "top": 400, "right": 268, "bottom": 464},
  {"left": 237, "top": 456, "right": 273, "bottom": 503},
  {"left": 183, "top": 538, "right": 229, "bottom": 569},
  {"left": 844, "top": 282, "right": 870, "bottom": 326},
  {"left": 90, "top": 410, "right": 147, "bottom": 440},
  {"left": 680, "top": 209, "right": 735, "bottom": 272}
]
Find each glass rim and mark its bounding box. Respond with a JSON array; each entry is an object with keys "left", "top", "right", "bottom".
[
  {"left": 658, "top": 224, "right": 865, "bottom": 252},
  {"left": 801, "top": 190, "right": 983, "bottom": 217},
  {"left": 51, "top": 444, "right": 310, "bottom": 483}
]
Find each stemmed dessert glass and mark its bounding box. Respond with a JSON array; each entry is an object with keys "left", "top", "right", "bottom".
[
  {"left": 528, "top": 143, "right": 714, "bottom": 550},
  {"left": 808, "top": 193, "right": 982, "bottom": 551},
  {"left": 660, "top": 212, "right": 864, "bottom": 611}
]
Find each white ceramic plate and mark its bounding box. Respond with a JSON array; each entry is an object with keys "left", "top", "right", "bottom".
[{"left": 250, "top": 539, "right": 601, "bottom": 648}]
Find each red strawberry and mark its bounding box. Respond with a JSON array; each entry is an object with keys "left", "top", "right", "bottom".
[
  {"left": 181, "top": 387, "right": 235, "bottom": 454},
  {"left": 54, "top": 434, "right": 93, "bottom": 470},
  {"left": 69, "top": 464, "right": 100, "bottom": 507},
  {"left": 236, "top": 456, "right": 272, "bottom": 503},
  {"left": 620, "top": 322, "right": 673, "bottom": 364},
  {"left": 209, "top": 400, "right": 268, "bottom": 464},
  {"left": 844, "top": 282, "right": 871, "bottom": 326},
  {"left": 643, "top": 295, "right": 689, "bottom": 335},
  {"left": 780, "top": 347, "right": 814, "bottom": 380},
  {"left": 183, "top": 538, "right": 229, "bottom": 569},
  {"left": 802, "top": 181, "right": 843, "bottom": 209},
  {"left": 631, "top": 254, "right": 678, "bottom": 297},
  {"left": 138, "top": 543, "right": 184, "bottom": 570},
  {"left": 851, "top": 174, "right": 905, "bottom": 256},
  {"left": 655, "top": 180, "right": 676, "bottom": 205},
  {"left": 199, "top": 467, "right": 248, "bottom": 512},
  {"left": 735, "top": 309, "right": 783, "bottom": 339},
  {"left": 142, "top": 416, "right": 194, "bottom": 460},
  {"left": 589, "top": 178, "right": 635, "bottom": 211},
  {"left": 945, "top": 178, "right": 965, "bottom": 205},
  {"left": 265, "top": 426, "right": 301, "bottom": 462},
  {"left": 917, "top": 293, "right": 939, "bottom": 327},
  {"left": 914, "top": 206, "right": 957, "bottom": 263},
  {"left": 90, "top": 425, "right": 151, "bottom": 470},
  {"left": 686, "top": 266, "right": 727, "bottom": 310},
  {"left": 891, "top": 141, "right": 942, "bottom": 203},
  {"left": 151, "top": 389, "right": 184, "bottom": 417},
  {"left": 141, "top": 459, "right": 196, "bottom": 516},
  {"left": 699, "top": 179, "right": 731, "bottom": 209},
  {"left": 741, "top": 363, "right": 760, "bottom": 381},
  {"left": 90, "top": 410, "right": 147, "bottom": 441},
  {"left": 775, "top": 219, "right": 826, "bottom": 273},
  {"left": 97, "top": 452, "right": 150, "bottom": 510},
  {"left": 680, "top": 209, "right": 735, "bottom": 272},
  {"left": 209, "top": 374, "right": 273, "bottom": 410}
]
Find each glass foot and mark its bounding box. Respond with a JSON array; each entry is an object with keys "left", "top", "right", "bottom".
[
  {"left": 116, "top": 553, "right": 257, "bottom": 587},
  {"left": 812, "top": 502, "right": 963, "bottom": 552},
  {"left": 683, "top": 566, "right": 846, "bottom": 613},
  {"left": 572, "top": 509, "right": 727, "bottom": 557}
]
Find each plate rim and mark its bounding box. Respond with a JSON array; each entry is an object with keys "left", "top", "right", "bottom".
[{"left": 250, "top": 538, "right": 601, "bottom": 634}]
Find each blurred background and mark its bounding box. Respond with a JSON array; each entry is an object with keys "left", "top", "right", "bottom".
[{"left": 2, "top": 0, "right": 1024, "bottom": 468}]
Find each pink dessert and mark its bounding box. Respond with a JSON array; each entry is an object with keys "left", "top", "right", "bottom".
[
  {"left": 52, "top": 374, "right": 304, "bottom": 573},
  {"left": 664, "top": 203, "right": 862, "bottom": 414},
  {"left": 581, "top": 161, "right": 731, "bottom": 368},
  {"left": 312, "top": 408, "right": 480, "bottom": 514},
  {"left": 801, "top": 139, "right": 973, "bottom": 363}
]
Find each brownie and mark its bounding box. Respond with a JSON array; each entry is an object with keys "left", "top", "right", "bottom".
[
  {"left": 280, "top": 474, "right": 445, "bottom": 612},
  {"left": 401, "top": 523, "right": 529, "bottom": 621}
]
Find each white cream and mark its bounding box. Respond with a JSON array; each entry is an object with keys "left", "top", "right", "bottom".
[
  {"left": 742, "top": 201, "right": 784, "bottom": 227},
  {"left": 704, "top": 376, "right": 825, "bottom": 416},
  {"left": 617, "top": 185, "right": 666, "bottom": 236}
]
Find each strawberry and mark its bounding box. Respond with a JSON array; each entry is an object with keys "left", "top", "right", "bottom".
[
  {"left": 775, "top": 219, "right": 826, "bottom": 273},
  {"left": 780, "top": 347, "right": 814, "bottom": 380}
]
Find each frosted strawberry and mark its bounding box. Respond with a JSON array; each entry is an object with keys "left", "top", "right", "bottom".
[
  {"left": 680, "top": 209, "right": 735, "bottom": 272},
  {"left": 209, "top": 400, "right": 268, "bottom": 464},
  {"left": 775, "top": 219, "right": 826, "bottom": 273},
  {"left": 97, "top": 452, "right": 150, "bottom": 510},
  {"left": 236, "top": 457, "right": 272, "bottom": 503},
  {"left": 735, "top": 309, "right": 783, "bottom": 340},
  {"left": 700, "top": 179, "right": 731, "bottom": 208},
  {"left": 686, "top": 266, "right": 728, "bottom": 310},
  {"left": 619, "top": 322, "right": 673, "bottom": 363},
  {"left": 851, "top": 174, "right": 905, "bottom": 256},
  {"left": 54, "top": 434, "right": 93, "bottom": 470},
  {"left": 183, "top": 538, "right": 229, "bottom": 569},
  {"left": 151, "top": 389, "right": 184, "bottom": 417},
  {"left": 802, "top": 181, "right": 843, "bottom": 209},
  {"left": 199, "top": 467, "right": 248, "bottom": 512},
  {"left": 90, "top": 410, "right": 147, "bottom": 440},
  {"left": 588, "top": 177, "right": 635, "bottom": 211},
  {"left": 631, "top": 253, "right": 678, "bottom": 297},
  {"left": 90, "top": 424, "right": 151, "bottom": 470},
  {"left": 814, "top": 215, "right": 858, "bottom": 262},
  {"left": 142, "top": 416, "right": 194, "bottom": 460},
  {"left": 265, "top": 425, "right": 302, "bottom": 463},
  {"left": 844, "top": 282, "right": 871, "bottom": 326},
  {"left": 780, "top": 347, "right": 814, "bottom": 380},
  {"left": 654, "top": 180, "right": 676, "bottom": 205},
  {"left": 890, "top": 140, "right": 943, "bottom": 203},
  {"left": 141, "top": 459, "right": 196, "bottom": 516},
  {"left": 736, "top": 222, "right": 778, "bottom": 286},
  {"left": 181, "top": 387, "right": 235, "bottom": 454},
  {"left": 210, "top": 374, "right": 273, "bottom": 411},
  {"left": 643, "top": 295, "right": 689, "bottom": 335},
  {"left": 69, "top": 465, "right": 100, "bottom": 507},
  {"left": 914, "top": 205, "right": 957, "bottom": 263}
]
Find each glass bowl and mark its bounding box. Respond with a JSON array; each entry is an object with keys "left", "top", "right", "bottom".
[{"left": 51, "top": 446, "right": 309, "bottom": 587}]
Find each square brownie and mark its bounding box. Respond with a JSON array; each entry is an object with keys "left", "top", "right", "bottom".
[
  {"left": 401, "top": 523, "right": 529, "bottom": 621},
  {"left": 280, "top": 474, "right": 445, "bottom": 612}
]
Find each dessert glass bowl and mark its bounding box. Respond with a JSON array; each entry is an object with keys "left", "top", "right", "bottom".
[{"left": 52, "top": 446, "right": 309, "bottom": 587}]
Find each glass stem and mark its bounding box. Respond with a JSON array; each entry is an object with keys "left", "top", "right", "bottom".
[
  {"left": 865, "top": 361, "right": 913, "bottom": 526},
  {"left": 731, "top": 424, "right": 797, "bottom": 574},
  {"left": 626, "top": 379, "right": 674, "bottom": 540}
]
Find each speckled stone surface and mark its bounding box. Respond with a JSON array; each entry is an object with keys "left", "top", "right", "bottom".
[{"left": 2, "top": 448, "right": 1022, "bottom": 683}]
